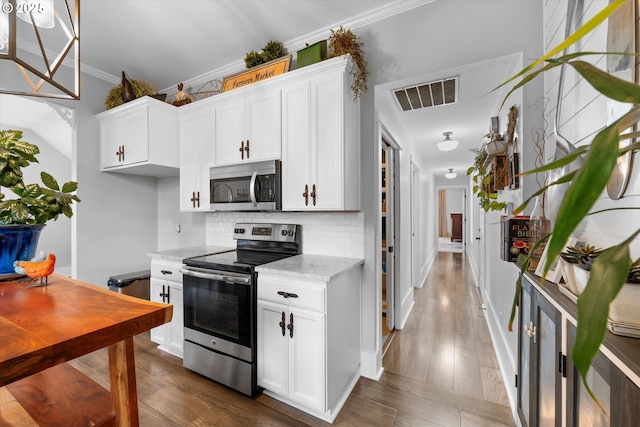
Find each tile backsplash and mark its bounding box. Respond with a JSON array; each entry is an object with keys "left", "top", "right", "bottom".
[{"left": 205, "top": 211, "right": 364, "bottom": 259}]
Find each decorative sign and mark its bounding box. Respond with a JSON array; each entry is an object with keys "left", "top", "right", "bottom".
[{"left": 222, "top": 55, "right": 291, "bottom": 93}]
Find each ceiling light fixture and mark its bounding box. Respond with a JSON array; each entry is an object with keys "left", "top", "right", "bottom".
[
  {"left": 445, "top": 168, "right": 457, "bottom": 179},
  {"left": 0, "top": 0, "right": 80, "bottom": 99},
  {"left": 438, "top": 131, "right": 459, "bottom": 152}
]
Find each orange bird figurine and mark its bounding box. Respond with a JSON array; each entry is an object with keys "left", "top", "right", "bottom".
[{"left": 17, "top": 253, "right": 56, "bottom": 287}]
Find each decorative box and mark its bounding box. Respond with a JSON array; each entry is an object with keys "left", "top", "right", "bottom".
[{"left": 297, "top": 40, "right": 327, "bottom": 68}]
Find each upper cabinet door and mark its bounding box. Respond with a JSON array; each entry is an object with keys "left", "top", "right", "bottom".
[
  {"left": 281, "top": 59, "right": 360, "bottom": 211},
  {"left": 121, "top": 106, "right": 149, "bottom": 165},
  {"left": 215, "top": 89, "right": 281, "bottom": 166},
  {"left": 179, "top": 103, "right": 215, "bottom": 211},
  {"left": 309, "top": 72, "right": 344, "bottom": 210},
  {"left": 281, "top": 80, "right": 312, "bottom": 210}
]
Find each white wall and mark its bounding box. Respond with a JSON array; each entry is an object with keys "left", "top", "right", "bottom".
[
  {"left": 444, "top": 188, "right": 464, "bottom": 236},
  {"left": 157, "top": 176, "right": 207, "bottom": 250},
  {"left": 543, "top": 0, "right": 640, "bottom": 259}
]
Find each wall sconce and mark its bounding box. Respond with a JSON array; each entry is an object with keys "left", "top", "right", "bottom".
[
  {"left": 445, "top": 168, "right": 457, "bottom": 179},
  {"left": 438, "top": 131, "right": 458, "bottom": 151},
  {"left": 0, "top": 0, "right": 80, "bottom": 99}
]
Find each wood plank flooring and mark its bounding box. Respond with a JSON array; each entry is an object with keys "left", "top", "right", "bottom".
[{"left": 62, "top": 251, "right": 514, "bottom": 426}]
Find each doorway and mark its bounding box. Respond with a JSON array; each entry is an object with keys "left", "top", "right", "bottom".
[
  {"left": 437, "top": 187, "right": 465, "bottom": 253},
  {"left": 381, "top": 138, "right": 396, "bottom": 343}
]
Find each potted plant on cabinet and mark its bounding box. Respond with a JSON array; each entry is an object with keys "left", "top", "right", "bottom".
[
  {"left": 0, "top": 129, "right": 80, "bottom": 276},
  {"left": 504, "top": 0, "right": 639, "bottom": 404}
]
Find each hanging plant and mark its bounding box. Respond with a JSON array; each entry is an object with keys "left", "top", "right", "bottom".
[
  {"left": 467, "top": 143, "right": 506, "bottom": 212},
  {"left": 328, "top": 26, "right": 368, "bottom": 100}
]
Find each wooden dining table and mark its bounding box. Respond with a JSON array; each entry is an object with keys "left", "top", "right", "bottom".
[{"left": 0, "top": 273, "right": 173, "bottom": 427}]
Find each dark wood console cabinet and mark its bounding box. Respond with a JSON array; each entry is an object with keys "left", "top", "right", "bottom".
[{"left": 450, "top": 213, "right": 462, "bottom": 242}]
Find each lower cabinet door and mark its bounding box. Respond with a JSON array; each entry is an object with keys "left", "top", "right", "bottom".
[
  {"left": 288, "top": 306, "right": 325, "bottom": 412},
  {"left": 257, "top": 300, "right": 288, "bottom": 395},
  {"left": 166, "top": 283, "right": 183, "bottom": 356},
  {"left": 257, "top": 300, "right": 326, "bottom": 412},
  {"left": 150, "top": 278, "right": 168, "bottom": 346}
]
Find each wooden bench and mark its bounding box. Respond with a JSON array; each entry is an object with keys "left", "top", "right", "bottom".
[{"left": 1, "top": 363, "right": 115, "bottom": 427}]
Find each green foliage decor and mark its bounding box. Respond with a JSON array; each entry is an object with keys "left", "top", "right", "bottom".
[
  {"left": 328, "top": 26, "right": 368, "bottom": 100},
  {"left": 503, "top": 0, "right": 639, "bottom": 406},
  {"left": 244, "top": 40, "right": 287, "bottom": 69},
  {"left": 467, "top": 132, "right": 507, "bottom": 212},
  {"left": 104, "top": 79, "right": 156, "bottom": 110},
  {"left": 0, "top": 130, "right": 80, "bottom": 225}
]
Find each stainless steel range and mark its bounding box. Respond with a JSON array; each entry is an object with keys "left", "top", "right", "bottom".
[{"left": 180, "top": 223, "right": 301, "bottom": 396}]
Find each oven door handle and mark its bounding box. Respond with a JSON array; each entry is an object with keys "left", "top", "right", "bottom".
[{"left": 180, "top": 267, "right": 251, "bottom": 285}]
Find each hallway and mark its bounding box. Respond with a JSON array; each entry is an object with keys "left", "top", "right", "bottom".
[{"left": 373, "top": 251, "right": 514, "bottom": 426}]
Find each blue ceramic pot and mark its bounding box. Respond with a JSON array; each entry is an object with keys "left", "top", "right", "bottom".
[{"left": 0, "top": 224, "right": 45, "bottom": 275}]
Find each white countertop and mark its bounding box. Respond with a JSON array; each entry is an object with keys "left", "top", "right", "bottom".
[
  {"left": 256, "top": 254, "right": 364, "bottom": 281},
  {"left": 147, "top": 245, "right": 233, "bottom": 262}
]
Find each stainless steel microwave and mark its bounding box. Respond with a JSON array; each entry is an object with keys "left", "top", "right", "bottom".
[{"left": 210, "top": 160, "right": 281, "bottom": 211}]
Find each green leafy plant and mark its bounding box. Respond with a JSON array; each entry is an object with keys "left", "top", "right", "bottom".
[
  {"left": 328, "top": 26, "right": 368, "bottom": 100},
  {"left": 467, "top": 139, "right": 507, "bottom": 212},
  {"left": 0, "top": 129, "right": 80, "bottom": 225},
  {"left": 104, "top": 79, "right": 156, "bottom": 110},
  {"left": 244, "top": 40, "right": 287, "bottom": 69},
  {"left": 503, "top": 0, "right": 639, "bottom": 406},
  {"left": 561, "top": 244, "right": 603, "bottom": 271}
]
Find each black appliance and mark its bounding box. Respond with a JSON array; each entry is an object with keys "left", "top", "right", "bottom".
[
  {"left": 180, "top": 223, "right": 301, "bottom": 396},
  {"left": 209, "top": 160, "right": 281, "bottom": 211}
]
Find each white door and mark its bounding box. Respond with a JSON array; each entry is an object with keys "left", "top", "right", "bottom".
[
  {"left": 411, "top": 161, "right": 421, "bottom": 288},
  {"left": 382, "top": 142, "right": 395, "bottom": 331},
  {"left": 166, "top": 282, "right": 183, "bottom": 356},
  {"left": 310, "top": 71, "right": 343, "bottom": 210},
  {"left": 257, "top": 300, "right": 288, "bottom": 395},
  {"left": 122, "top": 105, "right": 149, "bottom": 165},
  {"left": 281, "top": 80, "right": 312, "bottom": 210},
  {"left": 288, "top": 307, "right": 325, "bottom": 411},
  {"left": 246, "top": 89, "right": 281, "bottom": 162},
  {"left": 149, "top": 278, "right": 168, "bottom": 346},
  {"left": 215, "top": 98, "right": 245, "bottom": 166}
]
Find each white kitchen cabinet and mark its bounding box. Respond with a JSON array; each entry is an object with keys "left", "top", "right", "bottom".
[
  {"left": 96, "top": 96, "right": 179, "bottom": 177},
  {"left": 281, "top": 57, "right": 360, "bottom": 210},
  {"left": 179, "top": 103, "right": 215, "bottom": 211},
  {"left": 215, "top": 88, "right": 281, "bottom": 166},
  {"left": 150, "top": 259, "right": 184, "bottom": 357},
  {"left": 257, "top": 265, "right": 361, "bottom": 422},
  {"left": 258, "top": 300, "right": 325, "bottom": 411}
]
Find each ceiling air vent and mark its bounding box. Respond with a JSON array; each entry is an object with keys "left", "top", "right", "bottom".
[{"left": 393, "top": 77, "right": 458, "bottom": 112}]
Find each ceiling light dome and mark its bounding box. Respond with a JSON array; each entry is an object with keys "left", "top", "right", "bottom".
[
  {"left": 445, "top": 168, "right": 457, "bottom": 179},
  {"left": 438, "top": 132, "right": 459, "bottom": 151}
]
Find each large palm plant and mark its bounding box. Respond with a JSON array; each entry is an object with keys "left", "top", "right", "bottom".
[{"left": 503, "top": 0, "right": 639, "bottom": 404}]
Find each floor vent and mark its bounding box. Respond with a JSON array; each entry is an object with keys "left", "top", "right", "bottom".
[{"left": 393, "top": 77, "right": 458, "bottom": 112}]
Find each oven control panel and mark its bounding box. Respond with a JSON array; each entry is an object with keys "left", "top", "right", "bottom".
[{"left": 233, "top": 223, "right": 299, "bottom": 243}]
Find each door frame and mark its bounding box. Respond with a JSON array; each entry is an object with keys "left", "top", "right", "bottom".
[{"left": 378, "top": 123, "right": 402, "bottom": 339}]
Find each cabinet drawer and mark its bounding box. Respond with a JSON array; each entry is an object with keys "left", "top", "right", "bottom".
[
  {"left": 151, "top": 260, "right": 184, "bottom": 283},
  {"left": 258, "top": 277, "right": 325, "bottom": 312}
]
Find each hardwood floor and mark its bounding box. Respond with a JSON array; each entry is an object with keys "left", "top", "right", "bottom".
[{"left": 66, "top": 251, "right": 514, "bottom": 426}]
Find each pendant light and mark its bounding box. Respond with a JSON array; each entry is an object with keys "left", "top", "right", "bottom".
[
  {"left": 445, "top": 168, "right": 457, "bottom": 179},
  {"left": 0, "top": 0, "right": 80, "bottom": 99},
  {"left": 438, "top": 132, "right": 459, "bottom": 152}
]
